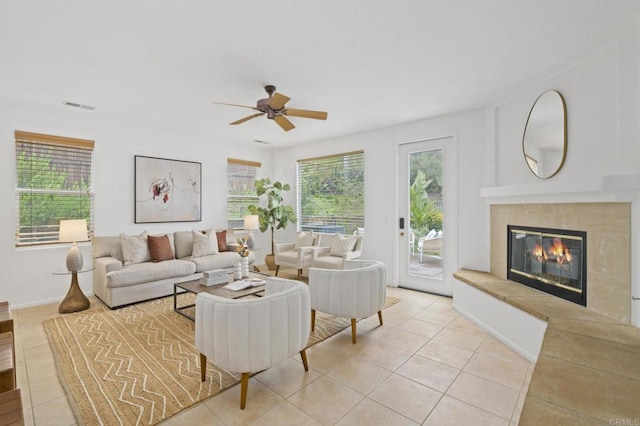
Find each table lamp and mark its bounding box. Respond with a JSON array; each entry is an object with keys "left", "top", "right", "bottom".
[
  {"left": 59, "top": 219, "right": 88, "bottom": 272},
  {"left": 243, "top": 215, "right": 259, "bottom": 249}
]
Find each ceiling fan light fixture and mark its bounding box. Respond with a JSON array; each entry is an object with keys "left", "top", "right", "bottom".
[{"left": 212, "top": 85, "right": 327, "bottom": 132}]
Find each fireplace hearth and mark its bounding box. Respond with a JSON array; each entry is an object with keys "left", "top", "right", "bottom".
[{"left": 507, "top": 225, "right": 587, "bottom": 306}]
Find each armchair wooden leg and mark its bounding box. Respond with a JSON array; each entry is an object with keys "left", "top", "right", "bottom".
[
  {"left": 240, "top": 372, "right": 250, "bottom": 410},
  {"left": 300, "top": 349, "right": 309, "bottom": 371},
  {"left": 378, "top": 310, "right": 383, "bottom": 326},
  {"left": 275, "top": 265, "right": 280, "bottom": 276},
  {"left": 311, "top": 309, "right": 316, "bottom": 331},
  {"left": 351, "top": 318, "right": 357, "bottom": 344},
  {"left": 297, "top": 269, "right": 302, "bottom": 279},
  {"left": 199, "top": 353, "right": 207, "bottom": 382}
]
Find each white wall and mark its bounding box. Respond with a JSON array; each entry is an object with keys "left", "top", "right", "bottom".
[
  {"left": 271, "top": 108, "right": 492, "bottom": 286},
  {"left": 0, "top": 100, "right": 272, "bottom": 308},
  {"left": 490, "top": 23, "right": 640, "bottom": 325}
]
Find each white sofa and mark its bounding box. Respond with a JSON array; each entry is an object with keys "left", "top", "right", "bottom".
[{"left": 93, "top": 230, "right": 255, "bottom": 308}]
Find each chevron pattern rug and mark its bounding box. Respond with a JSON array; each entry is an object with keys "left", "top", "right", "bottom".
[{"left": 44, "top": 291, "right": 399, "bottom": 425}]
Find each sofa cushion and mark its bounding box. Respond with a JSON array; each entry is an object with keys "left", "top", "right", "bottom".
[
  {"left": 174, "top": 231, "right": 193, "bottom": 258},
  {"left": 192, "top": 230, "right": 218, "bottom": 257},
  {"left": 330, "top": 234, "right": 358, "bottom": 256},
  {"left": 93, "top": 236, "right": 124, "bottom": 262},
  {"left": 120, "top": 232, "right": 151, "bottom": 266},
  {"left": 147, "top": 235, "right": 174, "bottom": 262},
  {"left": 106, "top": 259, "right": 196, "bottom": 288},
  {"left": 190, "top": 251, "right": 254, "bottom": 273}
]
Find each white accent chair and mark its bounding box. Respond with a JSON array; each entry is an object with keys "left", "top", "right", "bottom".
[
  {"left": 274, "top": 232, "right": 316, "bottom": 279},
  {"left": 195, "top": 277, "right": 311, "bottom": 409},
  {"left": 311, "top": 234, "right": 364, "bottom": 269},
  {"left": 308, "top": 260, "right": 386, "bottom": 343}
]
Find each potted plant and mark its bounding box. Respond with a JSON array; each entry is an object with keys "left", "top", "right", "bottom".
[{"left": 248, "top": 178, "right": 297, "bottom": 270}]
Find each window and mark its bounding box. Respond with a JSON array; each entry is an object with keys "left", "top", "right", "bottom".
[
  {"left": 227, "top": 158, "right": 261, "bottom": 228},
  {"left": 15, "top": 131, "right": 95, "bottom": 246},
  {"left": 297, "top": 150, "right": 364, "bottom": 235}
]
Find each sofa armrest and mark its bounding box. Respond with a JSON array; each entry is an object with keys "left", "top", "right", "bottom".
[{"left": 94, "top": 256, "right": 123, "bottom": 275}]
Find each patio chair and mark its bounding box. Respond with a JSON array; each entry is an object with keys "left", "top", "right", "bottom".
[{"left": 418, "top": 230, "right": 442, "bottom": 262}]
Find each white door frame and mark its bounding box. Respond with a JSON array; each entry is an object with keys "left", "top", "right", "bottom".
[{"left": 397, "top": 136, "right": 457, "bottom": 296}]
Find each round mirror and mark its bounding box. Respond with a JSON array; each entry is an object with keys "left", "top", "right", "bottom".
[{"left": 522, "top": 90, "right": 567, "bottom": 178}]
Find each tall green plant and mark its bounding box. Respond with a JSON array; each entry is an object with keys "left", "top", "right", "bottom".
[
  {"left": 248, "top": 178, "right": 297, "bottom": 255},
  {"left": 410, "top": 170, "right": 442, "bottom": 234}
]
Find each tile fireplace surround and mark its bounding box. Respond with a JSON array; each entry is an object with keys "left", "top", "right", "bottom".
[
  {"left": 451, "top": 202, "right": 639, "bottom": 423},
  {"left": 490, "top": 202, "right": 631, "bottom": 323}
]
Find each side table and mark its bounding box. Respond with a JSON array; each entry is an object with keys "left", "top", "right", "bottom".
[{"left": 53, "top": 268, "right": 94, "bottom": 314}]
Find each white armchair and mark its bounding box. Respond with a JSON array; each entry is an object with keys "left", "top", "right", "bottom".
[
  {"left": 308, "top": 260, "right": 386, "bottom": 343},
  {"left": 274, "top": 232, "right": 316, "bottom": 279},
  {"left": 311, "top": 234, "right": 364, "bottom": 269},
  {"left": 195, "top": 278, "right": 311, "bottom": 409}
]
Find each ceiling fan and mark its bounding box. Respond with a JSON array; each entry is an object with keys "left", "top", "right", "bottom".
[{"left": 212, "top": 85, "right": 328, "bottom": 132}]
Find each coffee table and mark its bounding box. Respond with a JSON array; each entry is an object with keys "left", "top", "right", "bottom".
[{"left": 174, "top": 272, "right": 268, "bottom": 321}]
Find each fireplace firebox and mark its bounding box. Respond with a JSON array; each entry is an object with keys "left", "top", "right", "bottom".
[{"left": 507, "top": 225, "right": 586, "bottom": 306}]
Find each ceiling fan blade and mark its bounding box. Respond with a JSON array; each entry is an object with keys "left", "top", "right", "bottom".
[
  {"left": 268, "top": 92, "right": 290, "bottom": 109},
  {"left": 212, "top": 101, "right": 260, "bottom": 110},
  {"left": 273, "top": 115, "right": 295, "bottom": 131},
  {"left": 230, "top": 113, "right": 265, "bottom": 125},
  {"left": 284, "top": 108, "right": 328, "bottom": 120}
]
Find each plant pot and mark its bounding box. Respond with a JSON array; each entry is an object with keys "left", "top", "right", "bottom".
[{"left": 264, "top": 254, "right": 277, "bottom": 271}]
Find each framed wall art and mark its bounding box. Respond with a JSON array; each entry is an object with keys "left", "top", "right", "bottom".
[{"left": 134, "top": 155, "right": 202, "bottom": 223}]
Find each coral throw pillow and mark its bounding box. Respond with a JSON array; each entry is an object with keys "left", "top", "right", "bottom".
[
  {"left": 216, "top": 230, "right": 228, "bottom": 252},
  {"left": 148, "top": 234, "right": 175, "bottom": 262}
]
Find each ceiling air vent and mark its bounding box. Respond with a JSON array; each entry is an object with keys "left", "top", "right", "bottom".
[{"left": 62, "top": 100, "right": 96, "bottom": 110}]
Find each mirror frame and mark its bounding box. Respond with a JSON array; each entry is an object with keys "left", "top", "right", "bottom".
[{"left": 522, "top": 90, "right": 567, "bottom": 179}]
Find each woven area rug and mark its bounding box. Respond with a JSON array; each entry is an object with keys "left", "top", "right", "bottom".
[{"left": 44, "top": 291, "right": 399, "bottom": 425}]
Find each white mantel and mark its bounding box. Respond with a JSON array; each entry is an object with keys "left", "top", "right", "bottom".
[{"left": 481, "top": 174, "right": 640, "bottom": 205}]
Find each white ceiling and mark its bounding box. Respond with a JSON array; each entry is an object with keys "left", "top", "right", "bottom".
[{"left": 1, "top": 1, "right": 639, "bottom": 147}]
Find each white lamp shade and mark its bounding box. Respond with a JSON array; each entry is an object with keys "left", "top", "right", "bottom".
[
  {"left": 59, "top": 219, "right": 88, "bottom": 243},
  {"left": 243, "top": 215, "right": 260, "bottom": 231}
]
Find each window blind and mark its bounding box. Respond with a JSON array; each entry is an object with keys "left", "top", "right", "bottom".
[
  {"left": 227, "top": 158, "right": 261, "bottom": 228},
  {"left": 297, "top": 151, "right": 365, "bottom": 235},
  {"left": 15, "top": 131, "right": 95, "bottom": 246}
]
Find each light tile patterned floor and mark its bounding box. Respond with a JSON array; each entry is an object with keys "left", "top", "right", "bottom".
[{"left": 12, "top": 287, "right": 533, "bottom": 425}]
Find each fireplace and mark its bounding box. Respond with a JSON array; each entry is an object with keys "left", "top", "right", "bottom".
[{"left": 507, "top": 225, "right": 587, "bottom": 306}]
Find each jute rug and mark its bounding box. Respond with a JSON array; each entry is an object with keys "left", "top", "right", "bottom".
[{"left": 44, "top": 291, "right": 399, "bottom": 425}]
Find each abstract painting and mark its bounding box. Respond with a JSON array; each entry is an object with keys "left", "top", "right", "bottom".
[{"left": 134, "top": 155, "right": 201, "bottom": 223}]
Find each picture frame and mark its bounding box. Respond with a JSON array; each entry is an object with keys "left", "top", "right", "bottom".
[{"left": 134, "top": 155, "right": 202, "bottom": 223}]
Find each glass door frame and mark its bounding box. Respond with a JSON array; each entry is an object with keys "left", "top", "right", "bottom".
[{"left": 397, "top": 136, "right": 457, "bottom": 296}]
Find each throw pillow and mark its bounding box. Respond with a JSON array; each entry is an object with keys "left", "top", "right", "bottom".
[
  {"left": 120, "top": 231, "right": 151, "bottom": 266},
  {"left": 216, "top": 230, "right": 228, "bottom": 252},
  {"left": 330, "top": 234, "right": 358, "bottom": 256},
  {"left": 192, "top": 230, "right": 218, "bottom": 257},
  {"left": 147, "top": 234, "right": 174, "bottom": 262},
  {"left": 294, "top": 231, "right": 314, "bottom": 249}
]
